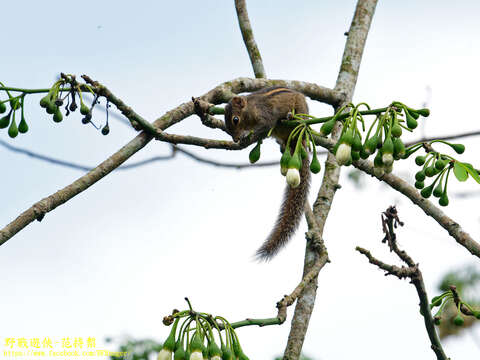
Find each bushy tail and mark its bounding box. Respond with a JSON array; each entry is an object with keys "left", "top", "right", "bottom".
[{"left": 255, "top": 155, "right": 311, "bottom": 261}]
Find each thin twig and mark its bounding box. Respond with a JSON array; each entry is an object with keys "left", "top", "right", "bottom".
[
  {"left": 0, "top": 139, "right": 279, "bottom": 171},
  {"left": 234, "top": 0, "right": 266, "bottom": 78},
  {"left": 404, "top": 130, "right": 480, "bottom": 147},
  {"left": 353, "top": 157, "right": 480, "bottom": 259},
  {"left": 356, "top": 207, "right": 449, "bottom": 360}
]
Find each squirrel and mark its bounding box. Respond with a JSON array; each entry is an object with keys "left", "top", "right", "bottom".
[{"left": 224, "top": 87, "right": 311, "bottom": 260}]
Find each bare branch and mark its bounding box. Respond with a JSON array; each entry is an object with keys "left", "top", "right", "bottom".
[
  {"left": 0, "top": 139, "right": 176, "bottom": 171},
  {"left": 353, "top": 157, "right": 480, "bottom": 259},
  {"left": 0, "top": 138, "right": 277, "bottom": 171},
  {"left": 356, "top": 207, "right": 449, "bottom": 360},
  {"left": 234, "top": 0, "right": 266, "bottom": 78},
  {"left": 404, "top": 129, "right": 480, "bottom": 147},
  {"left": 284, "top": 1, "right": 378, "bottom": 359}
]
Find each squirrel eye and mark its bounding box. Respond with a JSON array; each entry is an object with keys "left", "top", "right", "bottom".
[{"left": 233, "top": 116, "right": 239, "bottom": 125}]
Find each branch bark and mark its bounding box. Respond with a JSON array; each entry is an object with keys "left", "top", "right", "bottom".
[
  {"left": 0, "top": 77, "right": 341, "bottom": 247},
  {"left": 283, "top": 1, "right": 378, "bottom": 359},
  {"left": 356, "top": 206, "right": 449, "bottom": 360},
  {"left": 234, "top": 0, "right": 266, "bottom": 79}
]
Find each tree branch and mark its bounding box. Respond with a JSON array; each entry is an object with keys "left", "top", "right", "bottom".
[
  {"left": 0, "top": 76, "right": 342, "bottom": 246},
  {"left": 356, "top": 206, "right": 449, "bottom": 360},
  {"left": 353, "top": 157, "right": 480, "bottom": 259},
  {"left": 234, "top": 0, "right": 266, "bottom": 79},
  {"left": 0, "top": 138, "right": 279, "bottom": 171},
  {"left": 283, "top": 1, "right": 378, "bottom": 359}
]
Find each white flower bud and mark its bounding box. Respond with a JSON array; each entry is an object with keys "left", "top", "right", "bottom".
[
  {"left": 335, "top": 143, "right": 351, "bottom": 166},
  {"left": 190, "top": 351, "right": 203, "bottom": 360},
  {"left": 286, "top": 168, "right": 301, "bottom": 188},
  {"left": 384, "top": 163, "right": 393, "bottom": 174},
  {"left": 382, "top": 152, "right": 394, "bottom": 167},
  {"left": 373, "top": 166, "right": 385, "bottom": 178},
  {"left": 157, "top": 349, "right": 172, "bottom": 360}
]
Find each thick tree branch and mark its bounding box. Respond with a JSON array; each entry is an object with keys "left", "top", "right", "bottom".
[
  {"left": 284, "top": 1, "right": 378, "bottom": 359},
  {"left": 234, "top": 0, "right": 266, "bottom": 79},
  {"left": 0, "top": 76, "right": 341, "bottom": 246}
]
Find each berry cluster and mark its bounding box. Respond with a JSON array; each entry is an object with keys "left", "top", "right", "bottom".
[
  {"left": 330, "top": 102, "right": 429, "bottom": 176},
  {"left": 158, "top": 308, "right": 250, "bottom": 360},
  {"left": 38, "top": 74, "right": 110, "bottom": 135},
  {"left": 248, "top": 116, "right": 321, "bottom": 189},
  {"left": 0, "top": 83, "right": 28, "bottom": 138},
  {"left": 0, "top": 73, "right": 111, "bottom": 138},
  {"left": 427, "top": 286, "right": 480, "bottom": 327}
]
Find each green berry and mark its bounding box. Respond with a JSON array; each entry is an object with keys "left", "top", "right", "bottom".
[
  {"left": 434, "top": 317, "right": 441, "bottom": 325},
  {"left": 415, "top": 155, "right": 426, "bottom": 166},
  {"left": 8, "top": 118, "right": 18, "bottom": 138},
  {"left": 288, "top": 153, "right": 302, "bottom": 170},
  {"left": 280, "top": 148, "right": 292, "bottom": 174},
  {"left": 374, "top": 151, "right": 383, "bottom": 168},
  {"left": 249, "top": 141, "right": 261, "bottom": 164},
  {"left": 435, "top": 159, "right": 447, "bottom": 170},
  {"left": 393, "top": 137, "right": 405, "bottom": 159},
  {"left": 425, "top": 166, "right": 437, "bottom": 177},
  {"left": 439, "top": 194, "right": 449, "bottom": 206},
  {"left": 391, "top": 122, "right": 402, "bottom": 138},
  {"left": 409, "top": 110, "right": 420, "bottom": 120},
  {"left": 359, "top": 148, "right": 370, "bottom": 159},
  {"left": 415, "top": 181, "right": 425, "bottom": 189},
  {"left": 451, "top": 143, "right": 465, "bottom": 154},
  {"left": 341, "top": 128, "right": 354, "bottom": 146},
  {"left": 0, "top": 112, "right": 11, "bottom": 129},
  {"left": 405, "top": 110, "right": 418, "bottom": 129},
  {"left": 18, "top": 115, "right": 28, "bottom": 133},
  {"left": 415, "top": 108, "right": 430, "bottom": 117},
  {"left": 352, "top": 132, "right": 362, "bottom": 152},
  {"left": 431, "top": 296, "right": 443, "bottom": 307},
  {"left": 101, "top": 124, "right": 110, "bottom": 136},
  {"left": 300, "top": 145, "right": 308, "bottom": 159},
  {"left": 381, "top": 137, "right": 394, "bottom": 154},
  {"left": 310, "top": 153, "right": 321, "bottom": 174},
  {"left": 80, "top": 103, "right": 90, "bottom": 116},
  {"left": 174, "top": 346, "right": 186, "bottom": 360},
  {"left": 453, "top": 314, "right": 464, "bottom": 326},
  {"left": 53, "top": 108, "right": 63, "bottom": 123},
  {"left": 320, "top": 118, "right": 335, "bottom": 136},
  {"left": 433, "top": 182, "right": 443, "bottom": 198},
  {"left": 39, "top": 95, "right": 51, "bottom": 108},
  {"left": 364, "top": 135, "right": 378, "bottom": 155},
  {"left": 415, "top": 170, "right": 426, "bottom": 182},
  {"left": 420, "top": 184, "right": 433, "bottom": 198},
  {"left": 46, "top": 102, "right": 57, "bottom": 115},
  {"left": 0, "top": 101, "right": 6, "bottom": 113},
  {"left": 10, "top": 98, "right": 21, "bottom": 110}
]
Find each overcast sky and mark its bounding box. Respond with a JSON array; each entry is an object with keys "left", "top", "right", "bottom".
[{"left": 1, "top": 1, "right": 480, "bottom": 359}]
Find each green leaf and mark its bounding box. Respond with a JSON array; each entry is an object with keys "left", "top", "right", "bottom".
[
  {"left": 462, "top": 162, "right": 480, "bottom": 184},
  {"left": 453, "top": 162, "right": 468, "bottom": 182}
]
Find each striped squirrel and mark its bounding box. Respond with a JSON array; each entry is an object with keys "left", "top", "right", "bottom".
[{"left": 224, "top": 87, "right": 310, "bottom": 260}]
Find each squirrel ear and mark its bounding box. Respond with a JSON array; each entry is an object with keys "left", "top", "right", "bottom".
[{"left": 232, "top": 96, "right": 246, "bottom": 108}]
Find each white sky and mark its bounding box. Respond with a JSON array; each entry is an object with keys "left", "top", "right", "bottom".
[{"left": 1, "top": 1, "right": 480, "bottom": 359}]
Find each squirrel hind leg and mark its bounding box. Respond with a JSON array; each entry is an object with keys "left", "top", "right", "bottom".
[{"left": 255, "top": 157, "right": 311, "bottom": 261}]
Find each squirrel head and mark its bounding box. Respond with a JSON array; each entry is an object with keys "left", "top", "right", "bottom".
[{"left": 225, "top": 96, "right": 251, "bottom": 143}]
